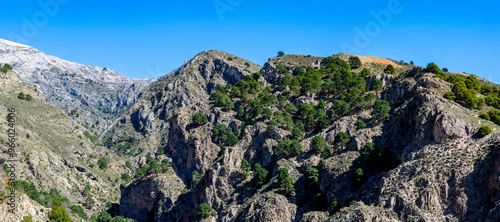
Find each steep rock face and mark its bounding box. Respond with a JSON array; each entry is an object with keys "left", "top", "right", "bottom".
[
  {"left": 235, "top": 193, "right": 297, "bottom": 222},
  {"left": 110, "top": 52, "right": 500, "bottom": 222},
  {"left": 105, "top": 50, "right": 261, "bottom": 156},
  {"left": 119, "top": 171, "right": 185, "bottom": 222},
  {"left": 0, "top": 39, "right": 153, "bottom": 135}
]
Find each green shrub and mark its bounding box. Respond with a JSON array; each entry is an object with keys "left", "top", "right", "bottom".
[
  {"left": 212, "top": 124, "right": 238, "bottom": 146},
  {"left": 97, "top": 211, "right": 112, "bottom": 222},
  {"left": 384, "top": 65, "right": 395, "bottom": 74},
  {"left": 443, "top": 92, "right": 456, "bottom": 100},
  {"left": 277, "top": 140, "right": 302, "bottom": 157},
  {"left": 241, "top": 159, "right": 251, "bottom": 177},
  {"left": 25, "top": 94, "right": 33, "bottom": 101},
  {"left": 48, "top": 205, "right": 71, "bottom": 222},
  {"left": 1, "top": 63, "right": 13, "bottom": 73},
  {"left": 355, "top": 120, "right": 366, "bottom": 130},
  {"left": 252, "top": 163, "right": 269, "bottom": 187},
  {"left": 480, "top": 112, "right": 491, "bottom": 120},
  {"left": 370, "top": 79, "right": 383, "bottom": 91},
  {"left": 426, "top": 63, "right": 442, "bottom": 74},
  {"left": 291, "top": 127, "right": 304, "bottom": 140},
  {"left": 349, "top": 56, "right": 362, "bottom": 69},
  {"left": 83, "top": 131, "right": 98, "bottom": 143},
  {"left": 69, "top": 205, "right": 87, "bottom": 219},
  {"left": 310, "top": 136, "right": 326, "bottom": 154},
  {"left": 334, "top": 132, "right": 350, "bottom": 147},
  {"left": 83, "top": 184, "right": 91, "bottom": 197},
  {"left": 360, "top": 68, "right": 371, "bottom": 77},
  {"left": 277, "top": 168, "right": 294, "bottom": 195},
  {"left": 98, "top": 157, "right": 108, "bottom": 170},
  {"left": 252, "top": 72, "right": 263, "bottom": 80},
  {"left": 192, "top": 171, "right": 201, "bottom": 188},
  {"left": 18, "top": 92, "right": 25, "bottom": 100},
  {"left": 121, "top": 173, "right": 131, "bottom": 181},
  {"left": 490, "top": 109, "right": 500, "bottom": 125},
  {"left": 307, "top": 167, "right": 319, "bottom": 184},
  {"left": 199, "top": 203, "right": 216, "bottom": 219},
  {"left": 477, "top": 125, "right": 492, "bottom": 138},
  {"left": 371, "top": 99, "right": 391, "bottom": 120},
  {"left": 361, "top": 142, "right": 375, "bottom": 158},
  {"left": 192, "top": 112, "right": 208, "bottom": 126},
  {"left": 329, "top": 201, "right": 340, "bottom": 215},
  {"left": 21, "top": 215, "right": 33, "bottom": 222},
  {"left": 277, "top": 51, "right": 285, "bottom": 57}
]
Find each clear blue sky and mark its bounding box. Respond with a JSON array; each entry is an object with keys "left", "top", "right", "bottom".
[{"left": 0, "top": 0, "right": 499, "bottom": 83}]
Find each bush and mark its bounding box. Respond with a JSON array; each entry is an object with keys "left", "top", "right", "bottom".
[
  {"left": 21, "top": 215, "right": 33, "bottom": 222},
  {"left": 252, "top": 72, "right": 263, "bottom": 80},
  {"left": 360, "top": 68, "right": 371, "bottom": 77},
  {"left": 98, "top": 157, "right": 108, "bottom": 170},
  {"left": 480, "top": 112, "right": 491, "bottom": 120},
  {"left": 329, "top": 201, "right": 340, "bottom": 215},
  {"left": 97, "top": 211, "right": 112, "bottom": 222},
  {"left": 465, "top": 75, "right": 481, "bottom": 92},
  {"left": 307, "top": 167, "right": 319, "bottom": 184},
  {"left": 361, "top": 142, "right": 375, "bottom": 157},
  {"left": 112, "top": 216, "right": 127, "bottom": 222},
  {"left": 192, "top": 112, "right": 208, "bottom": 126},
  {"left": 443, "top": 92, "right": 456, "bottom": 100},
  {"left": 48, "top": 205, "right": 71, "bottom": 222},
  {"left": 192, "top": 171, "right": 201, "bottom": 188},
  {"left": 199, "top": 203, "right": 216, "bottom": 219},
  {"left": 291, "top": 127, "right": 304, "bottom": 140},
  {"left": 277, "top": 51, "right": 285, "bottom": 57},
  {"left": 354, "top": 168, "right": 364, "bottom": 183},
  {"left": 18, "top": 92, "right": 25, "bottom": 100},
  {"left": 241, "top": 159, "right": 251, "bottom": 176},
  {"left": 334, "top": 132, "right": 350, "bottom": 147},
  {"left": 277, "top": 168, "right": 294, "bottom": 195},
  {"left": 477, "top": 125, "right": 492, "bottom": 138},
  {"left": 310, "top": 136, "right": 326, "bottom": 154},
  {"left": 121, "top": 173, "right": 131, "bottom": 181},
  {"left": 355, "top": 120, "right": 366, "bottom": 130},
  {"left": 426, "top": 63, "right": 442, "bottom": 74},
  {"left": 252, "top": 163, "right": 269, "bottom": 187},
  {"left": 69, "top": 205, "right": 87, "bottom": 220},
  {"left": 370, "top": 79, "right": 383, "bottom": 91},
  {"left": 384, "top": 65, "right": 395, "bottom": 74},
  {"left": 371, "top": 99, "right": 391, "bottom": 120},
  {"left": 84, "top": 131, "right": 98, "bottom": 143},
  {"left": 349, "top": 56, "right": 362, "bottom": 69},
  {"left": 278, "top": 140, "right": 302, "bottom": 157},
  {"left": 1, "top": 63, "right": 13, "bottom": 73},
  {"left": 490, "top": 109, "right": 500, "bottom": 125},
  {"left": 25, "top": 94, "right": 33, "bottom": 101},
  {"left": 212, "top": 124, "right": 238, "bottom": 146}
]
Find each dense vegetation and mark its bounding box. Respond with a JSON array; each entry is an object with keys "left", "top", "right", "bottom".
[{"left": 204, "top": 55, "right": 400, "bottom": 214}]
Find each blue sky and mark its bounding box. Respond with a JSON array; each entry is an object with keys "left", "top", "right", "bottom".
[{"left": 0, "top": 0, "right": 499, "bottom": 83}]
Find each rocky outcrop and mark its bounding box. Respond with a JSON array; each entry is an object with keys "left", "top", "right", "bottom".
[
  {"left": 119, "top": 171, "right": 185, "bottom": 222},
  {"left": 235, "top": 193, "right": 298, "bottom": 222}
]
